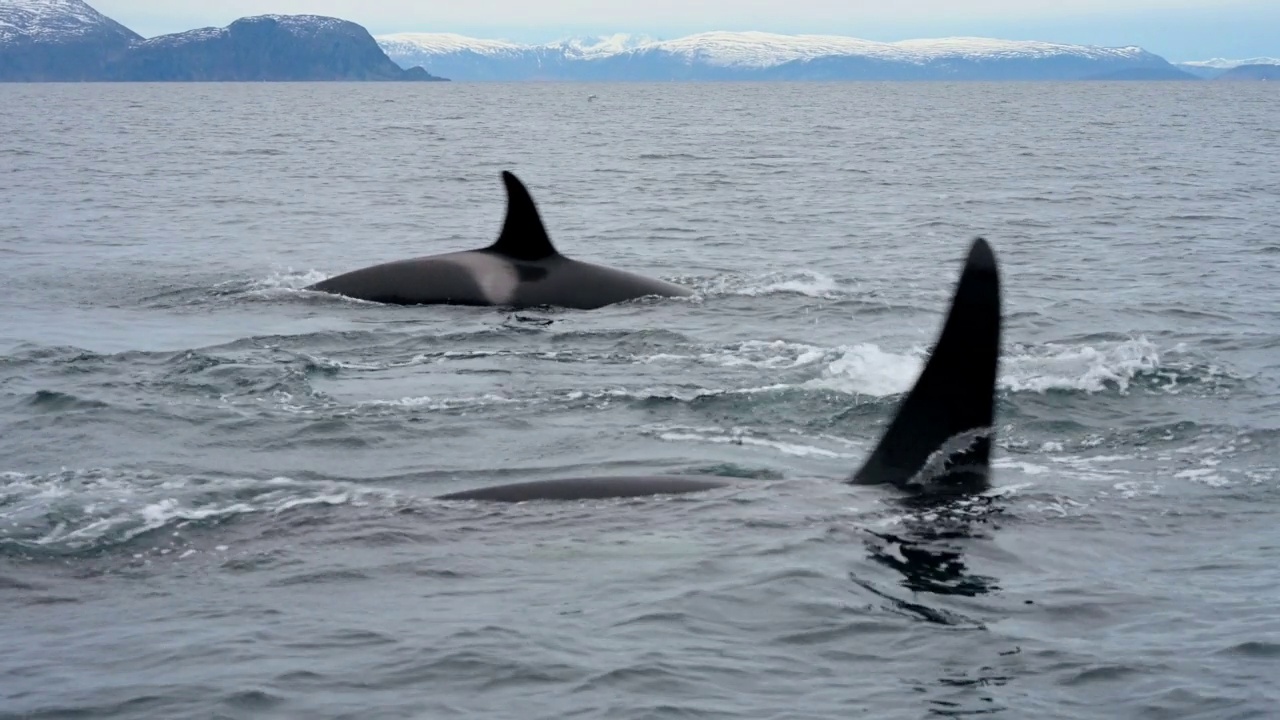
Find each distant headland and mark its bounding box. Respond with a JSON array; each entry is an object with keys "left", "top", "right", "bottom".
[{"left": 0, "top": 0, "right": 447, "bottom": 82}]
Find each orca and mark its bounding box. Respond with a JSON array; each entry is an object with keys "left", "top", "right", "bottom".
[
  {"left": 305, "top": 171, "right": 693, "bottom": 309},
  {"left": 435, "top": 237, "right": 1002, "bottom": 502}
]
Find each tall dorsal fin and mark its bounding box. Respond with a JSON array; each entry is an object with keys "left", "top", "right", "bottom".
[
  {"left": 486, "top": 171, "right": 561, "bottom": 261},
  {"left": 850, "top": 238, "right": 1002, "bottom": 492}
]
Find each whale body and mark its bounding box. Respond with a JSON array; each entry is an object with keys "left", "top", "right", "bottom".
[{"left": 306, "top": 171, "right": 693, "bottom": 310}]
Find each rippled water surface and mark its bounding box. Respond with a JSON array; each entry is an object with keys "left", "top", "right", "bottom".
[{"left": 2, "top": 82, "right": 1279, "bottom": 719}]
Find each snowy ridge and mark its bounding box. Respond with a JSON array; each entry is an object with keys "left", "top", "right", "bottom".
[
  {"left": 377, "top": 32, "right": 525, "bottom": 57},
  {"left": 0, "top": 0, "right": 138, "bottom": 44},
  {"left": 1178, "top": 56, "right": 1280, "bottom": 69},
  {"left": 138, "top": 14, "right": 361, "bottom": 49},
  {"left": 234, "top": 14, "right": 356, "bottom": 35},
  {"left": 890, "top": 36, "right": 1147, "bottom": 62},
  {"left": 560, "top": 33, "right": 656, "bottom": 58},
  {"left": 137, "top": 25, "right": 224, "bottom": 48},
  {"left": 377, "top": 30, "right": 1155, "bottom": 69},
  {"left": 377, "top": 32, "right": 654, "bottom": 59},
  {"left": 641, "top": 32, "right": 1150, "bottom": 68},
  {"left": 376, "top": 29, "right": 1174, "bottom": 80}
]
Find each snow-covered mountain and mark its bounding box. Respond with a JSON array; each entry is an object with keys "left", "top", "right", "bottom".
[
  {"left": 0, "top": 0, "right": 137, "bottom": 44},
  {"left": 378, "top": 32, "right": 654, "bottom": 60},
  {"left": 116, "top": 14, "right": 445, "bottom": 81},
  {"left": 1, "top": 1, "right": 446, "bottom": 81},
  {"left": 1, "top": 0, "right": 140, "bottom": 80},
  {"left": 1179, "top": 56, "right": 1280, "bottom": 69},
  {"left": 375, "top": 32, "right": 662, "bottom": 81},
  {"left": 138, "top": 14, "right": 358, "bottom": 50},
  {"left": 1174, "top": 57, "right": 1280, "bottom": 78},
  {"left": 377, "top": 31, "right": 1181, "bottom": 81}
]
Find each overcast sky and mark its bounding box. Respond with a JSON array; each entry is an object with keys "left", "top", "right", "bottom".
[{"left": 92, "top": 0, "right": 1279, "bottom": 61}]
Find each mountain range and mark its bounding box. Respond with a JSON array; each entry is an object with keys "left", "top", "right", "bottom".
[
  {"left": 3, "top": 0, "right": 1275, "bottom": 83},
  {"left": 375, "top": 31, "right": 1207, "bottom": 82},
  {"left": 0, "top": 0, "right": 445, "bottom": 81},
  {"left": 1173, "top": 57, "right": 1280, "bottom": 79}
]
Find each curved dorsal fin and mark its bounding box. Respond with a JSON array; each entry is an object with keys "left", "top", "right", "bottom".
[
  {"left": 850, "top": 238, "right": 1002, "bottom": 492},
  {"left": 486, "top": 171, "right": 560, "bottom": 261}
]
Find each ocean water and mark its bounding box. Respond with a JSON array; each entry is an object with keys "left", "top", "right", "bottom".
[{"left": 1, "top": 81, "right": 1278, "bottom": 719}]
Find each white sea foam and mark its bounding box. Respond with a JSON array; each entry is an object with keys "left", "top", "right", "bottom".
[
  {"left": 692, "top": 269, "right": 843, "bottom": 299},
  {"left": 801, "top": 343, "right": 925, "bottom": 397},
  {"left": 1001, "top": 336, "right": 1162, "bottom": 394},
  {"left": 649, "top": 425, "right": 856, "bottom": 459},
  {"left": 0, "top": 469, "right": 401, "bottom": 552},
  {"left": 358, "top": 393, "right": 522, "bottom": 410},
  {"left": 242, "top": 268, "right": 330, "bottom": 291}
]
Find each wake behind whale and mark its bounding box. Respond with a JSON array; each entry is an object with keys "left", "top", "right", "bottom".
[
  {"left": 437, "top": 237, "right": 1002, "bottom": 502},
  {"left": 306, "top": 172, "right": 692, "bottom": 310}
]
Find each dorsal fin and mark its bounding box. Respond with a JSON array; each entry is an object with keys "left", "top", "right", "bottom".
[
  {"left": 850, "top": 238, "right": 1002, "bottom": 492},
  {"left": 486, "top": 171, "right": 560, "bottom": 261}
]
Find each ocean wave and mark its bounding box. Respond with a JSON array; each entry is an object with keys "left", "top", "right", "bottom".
[
  {"left": 643, "top": 424, "right": 859, "bottom": 460},
  {"left": 679, "top": 269, "right": 846, "bottom": 299},
  {"left": 2, "top": 332, "right": 1241, "bottom": 445},
  {"left": 1003, "top": 337, "right": 1160, "bottom": 394},
  {"left": 1002, "top": 337, "right": 1245, "bottom": 395},
  {"left": 0, "top": 469, "right": 402, "bottom": 556}
]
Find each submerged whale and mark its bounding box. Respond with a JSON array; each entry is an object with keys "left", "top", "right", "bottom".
[
  {"left": 306, "top": 171, "right": 693, "bottom": 309},
  {"left": 436, "top": 237, "right": 1002, "bottom": 502}
]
